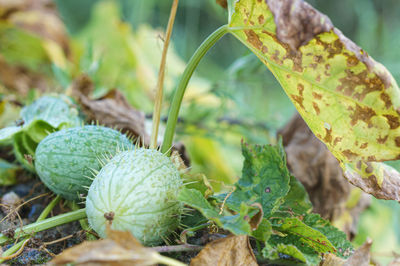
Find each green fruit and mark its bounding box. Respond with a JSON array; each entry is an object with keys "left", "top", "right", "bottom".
[
  {"left": 35, "top": 125, "right": 133, "bottom": 200},
  {"left": 86, "top": 148, "right": 183, "bottom": 246}
]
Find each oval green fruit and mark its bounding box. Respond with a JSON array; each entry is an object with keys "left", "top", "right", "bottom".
[
  {"left": 35, "top": 125, "right": 133, "bottom": 200},
  {"left": 86, "top": 148, "right": 183, "bottom": 246}
]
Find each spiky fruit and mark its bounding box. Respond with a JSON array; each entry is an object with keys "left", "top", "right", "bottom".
[
  {"left": 86, "top": 148, "right": 183, "bottom": 246},
  {"left": 35, "top": 125, "right": 133, "bottom": 200}
]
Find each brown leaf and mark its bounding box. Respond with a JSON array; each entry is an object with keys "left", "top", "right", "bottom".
[
  {"left": 190, "top": 235, "right": 257, "bottom": 266},
  {"left": 343, "top": 162, "right": 400, "bottom": 201},
  {"left": 50, "top": 229, "right": 159, "bottom": 266},
  {"left": 0, "top": 0, "right": 70, "bottom": 57},
  {"left": 343, "top": 238, "right": 372, "bottom": 266},
  {"left": 0, "top": 56, "right": 50, "bottom": 96},
  {"left": 321, "top": 239, "right": 372, "bottom": 266},
  {"left": 70, "top": 75, "right": 149, "bottom": 144}
]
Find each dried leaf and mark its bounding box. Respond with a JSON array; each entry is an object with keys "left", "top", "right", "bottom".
[
  {"left": 343, "top": 238, "right": 372, "bottom": 266},
  {"left": 0, "top": 0, "right": 70, "bottom": 60},
  {"left": 70, "top": 75, "right": 148, "bottom": 143},
  {"left": 0, "top": 56, "right": 50, "bottom": 96},
  {"left": 190, "top": 235, "right": 257, "bottom": 266},
  {"left": 50, "top": 229, "right": 160, "bottom": 266},
  {"left": 343, "top": 161, "right": 400, "bottom": 201}
]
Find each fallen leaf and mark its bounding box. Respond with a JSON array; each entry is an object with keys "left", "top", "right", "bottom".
[
  {"left": 50, "top": 229, "right": 160, "bottom": 266},
  {"left": 0, "top": 0, "right": 70, "bottom": 60},
  {"left": 343, "top": 238, "right": 372, "bottom": 266},
  {"left": 321, "top": 238, "right": 372, "bottom": 266},
  {"left": 190, "top": 235, "right": 257, "bottom": 266},
  {"left": 70, "top": 75, "right": 149, "bottom": 143},
  {"left": 0, "top": 56, "right": 50, "bottom": 96}
]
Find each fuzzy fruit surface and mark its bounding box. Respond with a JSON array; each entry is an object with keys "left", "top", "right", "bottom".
[
  {"left": 35, "top": 125, "right": 133, "bottom": 200},
  {"left": 86, "top": 148, "right": 183, "bottom": 246}
]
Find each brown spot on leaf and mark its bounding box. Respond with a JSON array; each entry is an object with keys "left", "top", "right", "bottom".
[
  {"left": 262, "top": 45, "right": 268, "bottom": 53},
  {"left": 313, "top": 55, "right": 323, "bottom": 63},
  {"left": 291, "top": 94, "right": 304, "bottom": 109},
  {"left": 360, "top": 143, "right": 368, "bottom": 149},
  {"left": 383, "top": 114, "right": 400, "bottom": 129},
  {"left": 297, "top": 84, "right": 304, "bottom": 95},
  {"left": 367, "top": 155, "right": 376, "bottom": 161},
  {"left": 312, "top": 102, "right": 320, "bottom": 115},
  {"left": 342, "top": 149, "right": 359, "bottom": 160},
  {"left": 323, "top": 128, "right": 332, "bottom": 144},
  {"left": 266, "top": 0, "right": 333, "bottom": 50},
  {"left": 349, "top": 104, "right": 376, "bottom": 126},
  {"left": 395, "top": 137, "right": 400, "bottom": 147},
  {"left": 312, "top": 92, "right": 322, "bottom": 99},
  {"left": 346, "top": 55, "right": 358, "bottom": 67},
  {"left": 333, "top": 137, "right": 342, "bottom": 145},
  {"left": 244, "top": 30, "right": 263, "bottom": 50},
  {"left": 380, "top": 93, "right": 392, "bottom": 109},
  {"left": 377, "top": 135, "right": 388, "bottom": 144},
  {"left": 356, "top": 161, "right": 362, "bottom": 169},
  {"left": 258, "top": 14, "right": 265, "bottom": 24}
]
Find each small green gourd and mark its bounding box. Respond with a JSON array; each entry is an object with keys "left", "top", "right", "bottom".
[
  {"left": 35, "top": 125, "right": 133, "bottom": 200},
  {"left": 86, "top": 148, "right": 183, "bottom": 246}
]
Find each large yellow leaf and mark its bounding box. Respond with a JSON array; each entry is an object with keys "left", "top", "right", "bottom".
[
  {"left": 228, "top": 0, "right": 400, "bottom": 163},
  {"left": 227, "top": 0, "right": 400, "bottom": 201}
]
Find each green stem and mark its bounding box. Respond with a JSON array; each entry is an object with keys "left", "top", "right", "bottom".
[
  {"left": 69, "top": 201, "right": 96, "bottom": 241},
  {"left": 0, "top": 208, "right": 86, "bottom": 245},
  {"left": 0, "top": 195, "right": 61, "bottom": 262},
  {"left": 161, "top": 25, "right": 228, "bottom": 154}
]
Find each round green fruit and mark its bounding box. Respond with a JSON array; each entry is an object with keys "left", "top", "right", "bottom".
[
  {"left": 86, "top": 148, "right": 183, "bottom": 246},
  {"left": 35, "top": 125, "right": 133, "bottom": 200}
]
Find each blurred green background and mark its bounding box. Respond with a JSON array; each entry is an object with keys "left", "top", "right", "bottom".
[{"left": 1, "top": 0, "right": 399, "bottom": 263}]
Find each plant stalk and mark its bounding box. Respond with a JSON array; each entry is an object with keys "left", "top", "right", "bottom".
[
  {"left": 150, "top": 0, "right": 179, "bottom": 149},
  {"left": 0, "top": 195, "right": 61, "bottom": 262},
  {"left": 161, "top": 25, "right": 229, "bottom": 154},
  {"left": 0, "top": 208, "right": 86, "bottom": 245}
]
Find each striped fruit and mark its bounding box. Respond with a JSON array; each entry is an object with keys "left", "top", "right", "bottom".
[
  {"left": 35, "top": 125, "right": 133, "bottom": 200},
  {"left": 86, "top": 148, "right": 183, "bottom": 245}
]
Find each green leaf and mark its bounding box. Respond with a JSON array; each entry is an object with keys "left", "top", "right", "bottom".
[
  {"left": 13, "top": 132, "right": 35, "bottom": 172},
  {"left": 21, "top": 95, "right": 81, "bottom": 133},
  {"left": 0, "top": 126, "right": 22, "bottom": 144},
  {"left": 0, "top": 159, "right": 21, "bottom": 186},
  {"left": 266, "top": 235, "right": 321, "bottom": 265},
  {"left": 263, "top": 243, "right": 307, "bottom": 264},
  {"left": 302, "top": 213, "right": 353, "bottom": 258},
  {"left": 227, "top": 0, "right": 400, "bottom": 200},
  {"left": 222, "top": 142, "right": 291, "bottom": 217},
  {"left": 178, "top": 188, "right": 269, "bottom": 240},
  {"left": 279, "top": 175, "right": 312, "bottom": 215},
  {"left": 273, "top": 217, "right": 336, "bottom": 254},
  {"left": 251, "top": 218, "right": 272, "bottom": 242}
]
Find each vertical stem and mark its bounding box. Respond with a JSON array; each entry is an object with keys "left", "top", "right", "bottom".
[
  {"left": 150, "top": 0, "right": 179, "bottom": 149},
  {"left": 161, "top": 25, "right": 228, "bottom": 154}
]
